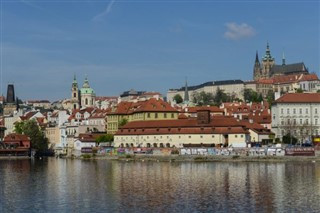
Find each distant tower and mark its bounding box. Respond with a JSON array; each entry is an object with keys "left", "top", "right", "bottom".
[
  {"left": 71, "top": 75, "right": 80, "bottom": 109},
  {"left": 253, "top": 51, "right": 261, "bottom": 81},
  {"left": 6, "top": 84, "right": 15, "bottom": 103},
  {"left": 80, "top": 75, "right": 96, "bottom": 108},
  {"left": 282, "top": 52, "right": 286, "bottom": 66},
  {"left": 184, "top": 78, "right": 189, "bottom": 103},
  {"left": 3, "top": 84, "right": 18, "bottom": 116},
  {"left": 261, "top": 42, "right": 275, "bottom": 78}
]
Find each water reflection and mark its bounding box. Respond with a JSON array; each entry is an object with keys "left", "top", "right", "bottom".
[{"left": 0, "top": 159, "right": 319, "bottom": 213}]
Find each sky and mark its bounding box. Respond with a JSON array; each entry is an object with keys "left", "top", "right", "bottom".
[{"left": 1, "top": 0, "right": 319, "bottom": 101}]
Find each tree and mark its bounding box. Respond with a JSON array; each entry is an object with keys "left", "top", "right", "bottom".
[
  {"left": 119, "top": 118, "right": 128, "bottom": 127},
  {"left": 243, "top": 88, "right": 261, "bottom": 103},
  {"left": 214, "top": 87, "right": 228, "bottom": 106},
  {"left": 96, "top": 134, "right": 114, "bottom": 146},
  {"left": 173, "top": 94, "right": 183, "bottom": 104},
  {"left": 266, "top": 90, "right": 275, "bottom": 107},
  {"left": 296, "top": 88, "right": 304, "bottom": 93},
  {"left": 14, "top": 120, "right": 49, "bottom": 153},
  {"left": 282, "top": 133, "right": 298, "bottom": 144}
]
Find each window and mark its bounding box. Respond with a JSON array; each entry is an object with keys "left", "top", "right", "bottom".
[
  {"left": 293, "top": 119, "right": 296, "bottom": 125},
  {"left": 306, "top": 119, "right": 309, "bottom": 125},
  {"left": 200, "top": 135, "right": 203, "bottom": 138},
  {"left": 212, "top": 135, "right": 215, "bottom": 138},
  {"left": 300, "top": 119, "right": 302, "bottom": 124},
  {"left": 235, "top": 135, "right": 238, "bottom": 138},
  {"left": 293, "top": 108, "right": 296, "bottom": 114},
  {"left": 147, "top": 113, "right": 150, "bottom": 118},
  {"left": 315, "top": 119, "right": 318, "bottom": 125},
  {"left": 300, "top": 108, "right": 302, "bottom": 114},
  {"left": 171, "top": 113, "right": 174, "bottom": 118},
  {"left": 281, "top": 108, "right": 284, "bottom": 114},
  {"left": 306, "top": 108, "right": 308, "bottom": 114},
  {"left": 164, "top": 113, "right": 167, "bottom": 118},
  {"left": 188, "top": 136, "right": 191, "bottom": 138},
  {"left": 155, "top": 113, "right": 158, "bottom": 118},
  {"left": 315, "top": 108, "right": 318, "bottom": 114},
  {"left": 241, "top": 135, "right": 243, "bottom": 138},
  {"left": 287, "top": 109, "right": 290, "bottom": 114}
]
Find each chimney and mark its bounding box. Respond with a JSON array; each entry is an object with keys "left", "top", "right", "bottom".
[{"left": 197, "top": 110, "right": 210, "bottom": 125}]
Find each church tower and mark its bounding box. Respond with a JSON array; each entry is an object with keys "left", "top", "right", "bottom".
[
  {"left": 253, "top": 51, "right": 261, "bottom": 81},
  {"left": 184, "top": 78, "right": 189, "bottom": 104},
  {"left": 80, "top": 76, "right": 96, "bottom": 108},
  {"left": 261, "top": 42, "right": 275, "bottom": 78},
  {"left": 71, "top": 75, "right": 80, "bottom": 110},
  {"left": 3, "top": 84, "right": 18, "bottom": 116}
]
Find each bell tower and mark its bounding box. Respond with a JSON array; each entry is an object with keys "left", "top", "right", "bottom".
[{"left": 71, "top": 75, "right": 80, "bottom": 109}]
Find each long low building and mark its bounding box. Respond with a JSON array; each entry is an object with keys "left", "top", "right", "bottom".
[
  {"left": 114, "top": 110, "right": 253, "bottom": 148},
  {"left": 167, "top": 79, "right": 256, "bottom": 103}
]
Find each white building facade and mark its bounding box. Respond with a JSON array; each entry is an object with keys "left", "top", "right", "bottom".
[{"left": 271, "top": 93, "right": 320, "bottom": 143}]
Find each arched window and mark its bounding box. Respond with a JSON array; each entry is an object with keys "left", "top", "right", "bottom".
[
  {"left": 166, "top": 143, "right": 170, "bottom": 148},
  {"left": 153, "top": 143, "right": 157, "bottom": 148},
  {"left": 85, "top": 98, "right": 88, "bottom": 105},
  {"left": 147, "top": 143, "right": 151, "bottom": 147},
  {"left": 160, "top": 143, "right": 164, "bottom": 148}
]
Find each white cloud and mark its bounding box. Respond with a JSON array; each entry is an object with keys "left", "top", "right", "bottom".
[
  {"left": 92, "top": 0, "right": 116, "bottom": 21},
  {"left": 224, "top": 22, "right": 256, "bottom": 40}
]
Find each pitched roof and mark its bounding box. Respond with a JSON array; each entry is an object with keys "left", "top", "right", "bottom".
[
  {"left": 275, "top": 93, "right": 320, "bottom": 103},
  {"left": 270, "top": 63, "right": 308, "bottom": 75},
  {"left": 4, "top": 133, "right": 30, "bottom": 142},
  {"left": 108, "top": 98, "right": 178, "bottom": 115}
]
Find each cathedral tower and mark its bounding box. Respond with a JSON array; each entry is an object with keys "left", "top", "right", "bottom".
[
  {"left": 253, "top": 51, "right": 261, "bottom": 81},
  {"left": 261, "top": 42, "right": 275, "bottom": 78}
]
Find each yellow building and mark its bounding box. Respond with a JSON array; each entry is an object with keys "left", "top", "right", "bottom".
[
  {"left": 107, "top": 98, "right": 179, "bottom": 134},
  {"left": 114, "top": 110, "right": 250, "bottom": 148}
]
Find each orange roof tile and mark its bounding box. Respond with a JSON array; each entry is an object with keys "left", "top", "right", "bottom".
[{"left": 275, "top": 93, "right": 320, "bottom": 103}]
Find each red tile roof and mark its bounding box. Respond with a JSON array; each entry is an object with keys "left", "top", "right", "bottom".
[
  {"left": 115, "top": 116, "right": 250, "bottom": 135},
  {"left": 4, "top": 133, "right": 30, "bottom": 142},
  {"left": 108, "top": 98, "right": 178, "bottom": 115},
  {"left": 275, "top": 93, "right": 320, "bottom": 103}
]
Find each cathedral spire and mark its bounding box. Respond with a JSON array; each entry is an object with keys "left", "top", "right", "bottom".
[
  {"left": 263, "top": 42, "right": 273, "bottom": 60},
  {"left": 282, "top": 51, "right": 286, "bottom": 65},
  {"left": 184, "top": 78, "right": 189, "bottom": 103},
  {"left": 255, "top": 51, "right": 259, "bottom": 63}
]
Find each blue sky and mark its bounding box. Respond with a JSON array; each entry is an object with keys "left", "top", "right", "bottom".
[{"left": 1, "top": 0, "right": 319, "bottom": 101}]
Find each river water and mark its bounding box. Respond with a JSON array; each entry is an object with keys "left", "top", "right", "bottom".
[{"left": 0, "top": 158, "right": 319, "bottom": 213}]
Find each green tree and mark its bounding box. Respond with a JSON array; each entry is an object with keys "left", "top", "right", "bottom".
[
  {"left": 119, "top": 118, "right": 128, "bottom": 127},
  {"left": 243, "top": 88, "right": 261, "bottom": 103},
  {"left": 282, "top": 133, "right": 298, "bottom": 145},
  {"left": 296, "top": 88, "right": 304, "bottom": 93},
  {"left": 266, "top": 90, "right": 275, "bottom": 107},
  {"left": 214, "top": 87, "right": 229, "bottom": 106},
  {"left": 96, "top": 134, "right": 114, "bottom": 146},
  {"left": 173, "top": 94, "right": 183, "bottom": 104},
  {"left": 14, "top": 120, "right": 49, "bottom": 153}
]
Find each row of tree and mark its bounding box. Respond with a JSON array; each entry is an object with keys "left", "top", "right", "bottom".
[{"left": 173, "top": 88, "right": 274, "bottom": 106}]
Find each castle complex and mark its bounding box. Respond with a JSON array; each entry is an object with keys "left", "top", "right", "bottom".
[
  {"left": 253, "top": 43, "right": 308, "bottom": 80},
  {"left": 167, "top": 43, "right": 316, "bottom": 103}
]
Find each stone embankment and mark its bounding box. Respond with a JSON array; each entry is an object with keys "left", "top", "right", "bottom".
[{"left": 91, "top": 152, "right": 320, "bottom": 163}]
